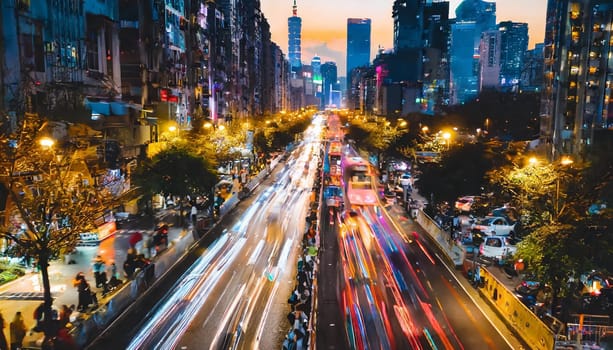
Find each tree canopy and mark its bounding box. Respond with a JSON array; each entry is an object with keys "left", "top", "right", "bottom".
[{"left": 133, "top": 146, "right": 217, "bottom": 200}]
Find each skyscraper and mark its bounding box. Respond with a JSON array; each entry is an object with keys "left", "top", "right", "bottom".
[
  {"left": 540, "top": 0, "right": 613, "bottom": 160},
  {"left": 450, "top": 0, "right": 496, "bottom": 104},
  {"left": 498, "top": 21, "right": 528, "bottom": 89},
  {"left": 288, "top": 0, "right": 302, "bottom": 72},
  {"left": 393, "top": 0, "right": 423, "bottom": 51},
  {"left": 311, "top": 56, "right": 323, "bottom": 108},
  {"left": 346, "top": 18, "right": 371, "bottom": 83},
  {"left": 321, "top": 61, "right": 338, "bottom": 107},
  {"left": 479, "top": 30, "right": 500, "bottom": 90}
]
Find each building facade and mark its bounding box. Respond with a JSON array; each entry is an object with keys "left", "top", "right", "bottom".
[
  {"left": 347, "top": 18, "right": 371, "bottom": 86},
  {"left": 321, "top": 61, "right": 338, "bottom": 108},
  {"left": 540, "top": 0, "right": 613, "bottom": 160},
  {"left": 498, "top": 21, "right": 528, "bottom": 91},
  {"left": 479, "top": 30, "right": 500, "bottom": 90}
]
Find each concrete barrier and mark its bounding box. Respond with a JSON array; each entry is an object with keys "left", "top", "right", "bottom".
[
  {"left": 480, "top": 267, "right": 555, "bottom": 350},
  {"left": 415, "top": 210, "right": 464, "bottom": 266}
]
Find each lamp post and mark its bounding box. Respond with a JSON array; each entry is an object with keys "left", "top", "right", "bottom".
[
  {"left": 442, "top": 132, "right": 451, "bottom": 150},
  {"left": 554, "top": 156, "right": 574, "bottom": 219}
]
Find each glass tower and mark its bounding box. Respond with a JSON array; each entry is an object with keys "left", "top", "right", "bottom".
[
  {"left": 346, "top": 18, "right": 371, "bottom": 84},
  {"left": 450, "top": 0, "right": 496, "bottom": 104},
  {"left": 498, "top": 21, "right": 528, "bottom": 89},
  {"left": 288, "top": 0, "right": 302, "bottom": 71}
]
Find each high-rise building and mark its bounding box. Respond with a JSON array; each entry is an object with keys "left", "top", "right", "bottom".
[
  {"left": 540, "top": 0, "right": 613, "bottom": 160},
  {"left": 393, "top": 1, "right": 424, "bottom": 51},
  {"left": 311, "top": 56, "right": 323, "bottom": 108},
  {"left": 346, "top": 18, "right": 371, "bottom": 83},
  {"left": 288, "top": 0, "right": 302, "bottom": 72},
  {"left": 450, "top": 0, "right": 496, "bottom": 104},
  {"left": 321, "top": 61, "right": 338, "bottom": 108},
  {"left": 479, "top": 30, "right": 500, "bottom": 90},
  {"left": 521, "top": 43, "right": 544, "bottom": 92},
  {"left": 498, "top": 21, "right": 528, "bottom": 90}
]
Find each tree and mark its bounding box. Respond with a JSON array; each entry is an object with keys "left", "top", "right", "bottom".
[
  {"left": 418, "top": 143, "right": 495, "bottom": 205},
  {"left": 0, "top": 114, "right": 112, "bottom": 341},
  {"left": 133, "top": 146, "right": 217, "bottom": 214},
  {"left": 514, "top": 224, "right": 579, "bottom": 307}
]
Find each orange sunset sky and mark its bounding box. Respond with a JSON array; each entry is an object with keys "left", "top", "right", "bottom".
[{"left": 260, "top": 0, "right": 548, "bottom": 77}]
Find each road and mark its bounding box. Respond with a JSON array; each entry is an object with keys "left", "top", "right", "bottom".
[
  {"left": 88, "top": 122, "right": 324, "bottom": 350},
  {"left": 315, "top": 138, "right": 521, "bottom": 349}
]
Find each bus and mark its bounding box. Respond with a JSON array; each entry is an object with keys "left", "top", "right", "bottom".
[
  {"left": 343, "top": 156, "right": 377, "bottom": 206},
  {"left": 328, "top": 141, "right": 342, "bottom": 176}
]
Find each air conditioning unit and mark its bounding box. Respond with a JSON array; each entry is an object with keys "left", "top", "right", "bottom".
[{"left": 32, "top": 175, "right": 43, "bottom": 182}]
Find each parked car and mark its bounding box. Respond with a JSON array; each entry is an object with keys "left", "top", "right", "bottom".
[
  {"left": 455, "top": 195, "right": 492, "bottom": 216},
  {"left": 479, "top": 236, "right": 518, "bottom": 262},
  {"left": 472, "top": 216, "right": 518, "bottom": 236},
  {"left": 455, "top": 196, "right": 475, "bottom": 212},
  {"left": 489, "top": 206, "right": 520, "bottom": 223}
]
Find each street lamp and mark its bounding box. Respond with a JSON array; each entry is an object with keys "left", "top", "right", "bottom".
[
  {"left": 442, "top": 132, "right": 451, "bottom": 150},
  {"left": 554, "top": 156, "right": 574, "bottom": 218},
  {"left": 39, "top": 137, "right": 55, "bottom": 149}
]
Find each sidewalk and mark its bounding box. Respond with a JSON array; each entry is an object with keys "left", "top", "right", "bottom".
[{"left": 0, "top": 212, "right": 185, "bottom": 347}]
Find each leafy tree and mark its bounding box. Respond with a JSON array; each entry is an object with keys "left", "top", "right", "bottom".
[
  {"left": 515, "top": 224, "right": 579, "bottom": 301},
  {"left": 344, "top": 117, "right": 408, "bottom": 167},
  {"left": 134, "top": 146, "right": 217, "bottom": 202},
  {"left": 418, "top": 143, "right": 495, "bottom": 205},
  {"left": 0, "top": 114, "right": 112, "bottom": 341}
]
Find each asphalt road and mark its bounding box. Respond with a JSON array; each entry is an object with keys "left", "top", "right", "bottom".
[
  {"left": 316, "top": 200, "right": 522, "bottom": 349},
  {"left": 87, "top": 124, "right": 324, "bottom": 350}
]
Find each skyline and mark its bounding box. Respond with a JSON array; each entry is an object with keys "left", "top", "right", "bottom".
[{"left": 260, "top": 0, "right": 547, "bottom": 77}]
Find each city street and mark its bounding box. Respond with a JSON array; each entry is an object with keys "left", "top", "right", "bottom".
[{"left": 87, "top": 124, "right": 324, "bottom": 349}]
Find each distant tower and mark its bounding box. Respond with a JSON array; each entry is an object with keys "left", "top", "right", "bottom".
[
  {"left": 288, "top": 0, "right": 302, "bottom": 72},
  {"left": 346, "top": 18, "right": 371, "bottom": 84}
]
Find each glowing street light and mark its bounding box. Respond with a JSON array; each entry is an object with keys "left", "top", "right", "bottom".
[
  {"left": 528, "top": 157, "right": 539, "bottom": 166},
  {"left": 555, "top": 156, "right": 574, "bottom": 218},
  {"left": 39, "top": 137, "right": 55, "bottom": 149}
]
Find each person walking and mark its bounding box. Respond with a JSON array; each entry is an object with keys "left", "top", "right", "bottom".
[
  {"left": 92, "top": 255, "right": 106, "bottom": 288},
  {"left": 190, "top": 204, "right": 198, "bottom": 223},
  {"left": 0, "top": 312, "right": 8, "bottom": 350},
  {"left": 9, "top": 312, "right": 26, "bottom": 350},
  {"left": 74, "top": 272, "right": 97, "bottom": 312}
]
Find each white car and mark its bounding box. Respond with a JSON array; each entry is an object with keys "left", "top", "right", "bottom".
[
  {"left": 472, "top": 216, "right": 518, "bottom": 236},
  {"left": 479, "top": 236, "right": 518, "bottom": 261}
]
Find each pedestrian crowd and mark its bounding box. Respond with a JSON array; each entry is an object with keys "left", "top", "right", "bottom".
[{"left": 0, "top": 303, "right": 78, "bottom": 350}]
